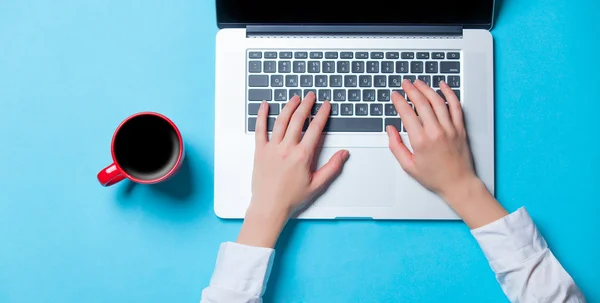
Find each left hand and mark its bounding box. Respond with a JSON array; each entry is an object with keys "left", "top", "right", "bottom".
[{"left": 237, "top": 92, "right": 349, "bottom": 248}]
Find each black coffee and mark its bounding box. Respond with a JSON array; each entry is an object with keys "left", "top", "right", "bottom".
[{"left": 114, "top": 115, "right": 180, "bottom": 180}]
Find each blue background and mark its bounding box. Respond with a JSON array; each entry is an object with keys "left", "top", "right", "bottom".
[{"left": 1, "top": 0, "right": 598, "bottom": 302}]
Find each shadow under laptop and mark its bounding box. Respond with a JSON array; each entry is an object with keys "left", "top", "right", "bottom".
[{"left": 115, "top": 146, "right": 213, "bottom": 222}]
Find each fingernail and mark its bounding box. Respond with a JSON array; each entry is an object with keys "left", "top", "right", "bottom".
[
  {"left": 440, "top": 80, "right": 446, "bottom": 87},
  {"left": 341, "top": 150, "right": 350, "bottom": 161},
  {"left": 261, "top": 101, "right": 267, "bottom": 109},
  {"left": 392, "top": 91, "right": 399, "bottom": 96}
]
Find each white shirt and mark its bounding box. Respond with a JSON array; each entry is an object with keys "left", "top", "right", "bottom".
[{"left": 200, "top": 208, "right": 585, "bottom": 303}]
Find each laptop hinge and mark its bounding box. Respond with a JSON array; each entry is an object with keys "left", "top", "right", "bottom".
[{"left": 246, "top": 25, "right": 462, "bottom": 37}]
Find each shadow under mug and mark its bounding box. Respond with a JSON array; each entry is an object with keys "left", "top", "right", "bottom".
[{"left": 97, "top": 112, "right": 185, "bottom": 186}]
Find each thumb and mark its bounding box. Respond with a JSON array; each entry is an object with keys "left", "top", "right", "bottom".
[{"left": 310, "top": 149, "right": 350, "bottom": 192}]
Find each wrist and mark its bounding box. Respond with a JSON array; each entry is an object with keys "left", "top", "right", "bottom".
[
  {"left": 236, "top": 201, "right": 290, "bottom": 248},
  {"left": 439, "top": 175, "right": 484, "bottom": 207}
]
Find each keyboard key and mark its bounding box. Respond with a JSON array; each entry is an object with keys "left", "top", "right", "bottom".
[
  {"left": 418, "top": 75, "right": 431, "bottom": 86},
  {"left": 377, "top": 89, "right": 390, "bottom": 101},
  {"left": 440, "top": 62, "right": 460, "bottom": 73},
  {"left": 425, "top": 61, "right": 438, "bottom": 73},
  {"left": 310, "top": 52, "right": 323, "bottom": 59},
  {"left": 315, "top": 75, "right": 328, "bottom": 87},
  {"left": 344, "top": 75, "right": 357, "bottom": 87},
  {"left": 323, "top": 61, "right": 335, "bottom": 73},
  {"left": 264, "top": 52, "right": 277, "bottom": 59},
  {"left": 404, "top": 75, "right": 416, "bottom": 83},
  {"left": 453, "top": 90, "right": 461, "bottom": 100},
  {"left": 286, "top": 75, "right": 298, "bottom": 87},
  {"left": 363, "top": 89, "right": 376, "bottom": 101},
  {"left": 308, "top": 61, "right": 320, "bottom": 73},
  {"left": 248, "top": 89, "right": 272, "bottom": 101},
  {"left": 355, "top": 104, "right": 368, "bottom": 116},
  {"left": 359, "top": 75, "right": 372, "bottom": 87},
  {"left": 340, "top": 52, "right": 353, "bottom": 59},
  {"left": 249, "top": 61, "right": 261, "bottom": 73},
  {"left": 370, "top": 52, "right": 384, "bottom": 59},
  {"left": 417, "top": 52, "right": 430, "bottom": 59},
  {"left": 333, "top": 89, "right": 346, "bottom": 101},
  {"left": 432, "top": 52, "right": 445, "bottom": 59},
  {"left": 374, "top": 75, "right": 386, "bottom": 87},
  {"left": 279, "top": 51, "right": 292, "bottom": 59},
  {"left": 303, "top": 89, "right": 316, "bottom": 97},
  {"left": 248, "top": 117, "right": 275, "bottom": 131},
  {"left": 330, "top": 104, "right": 339, "bottom": 116},
  {"left": 341, "top": 104, "right": 353, "bottom": 116},
  {"left": 248, "top": 75, "right": 269, "bottom": 87},
  {"left": 356, "top": 52, "right": 369, "bottom": 59},
  {"left": 432, "top": 75, "right": 445, "bottom": 88},
  {"left": 386, "top": 52, "right": 399, "bottom": 59},
  {"left": 274, "top": 89, "right": 287, "bottom": 101},
  {"left": 311, "top": 103, "right": 322, "bottom": 115},
  {"left": 330, "top": 75, "right": 343, "bottom": 87},
  {"left": 367, "top": 61, "right": 379, "bottom": 73},
  {"left": 411, "top": 61, "right": 424, "bottom": 73},
  {"left": 401, "top": 52, "right": 414, "bottom": 59},
  {"left": 348, "top": 90, "right": 361, "bottom": 101},
  {"left": 289, "top": 89, "right": 302, "bottom": 99},
  {"left": 337, "top": 61, "right": 350, "bottom": 73},
  {"left": 447, "top": 52, "right": 460, "bottom": 59},
  {"left": 278, "top": 61, "right": 291, "bottom": 73},
  {"left": 271, "top": 75, "right": 284, "bottom": 87},
  {"left": 248, "top": 103, "right": 279, "bottom": 115},
  {"left": 384, "top": 104, "right": 397, "bottom": 116},
  {"left": 324, "top": 118, "right": 383, "bottom": 132},
  {"left": 248, "top": 51, "right": 262, "bottom": 59},
  {"left": 384, "top": 118, "right": 401, "bottom": 130},
  {"left": 325, "top": 52, "right": 338, "bottom": 59},
  {"left": 392, "top": 89, "right": 405, "bottom": 98},
  {"left": 300, "top": 75, "right": 313, "bottom": 87},
  {"left": 389, "top": 75, "right": 402, "bottom": 87},
  {"left": 262, "top": 61, "right": 276, "bottom": 73},
  {"left": 447, "top": 76, "right": 460, "bottom": 87},
  {"left": 294, "top": 51, "right": 308, "bottom": 59},
  {"left": 396, "top": 61, "right": 409, "bottom": 73},
  {"left": 352, "top": 61, "right": 365, "bottom": 73},
  {"left": 293, "top": 61, "right": 306, "bottom": 73},
  {"left": 318, "top": 89, "right": 331, "bottom": 101},
  {"left": 370, "top": 104, "right": 383, "bottom": 116},
  {"left": 381, "top": 61, "right": 394, "bottom": 73}
]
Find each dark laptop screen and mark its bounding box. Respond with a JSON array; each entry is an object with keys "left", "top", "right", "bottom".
[{"left": 216, "top": 0, "right": 495, "bottom": 29}]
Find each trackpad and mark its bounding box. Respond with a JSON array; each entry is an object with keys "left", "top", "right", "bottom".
[{"left": 312, "top": 148, "right": 395, "bottom": 207}]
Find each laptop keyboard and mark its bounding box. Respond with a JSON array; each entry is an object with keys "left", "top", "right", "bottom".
[{"left": 246, "top": 50, "right": 461, "bottom": 133}]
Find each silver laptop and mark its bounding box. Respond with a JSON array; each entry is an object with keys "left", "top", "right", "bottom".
[{"left": 214, "top": 0, "right": 495, "bottom": 219}]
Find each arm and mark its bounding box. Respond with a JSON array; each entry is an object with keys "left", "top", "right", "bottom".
[
  {"left": 388, "top": 79, "right": 585, "bottom": 302},
  {"left": 201, "top": 93, "right": 348, "bottom": 303}
]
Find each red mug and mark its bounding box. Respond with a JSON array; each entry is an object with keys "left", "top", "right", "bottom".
[{"left": 97, "top": 112, "right": 184, "bottom": 186}]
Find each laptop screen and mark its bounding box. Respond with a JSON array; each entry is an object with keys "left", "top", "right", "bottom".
[{"left": 216, "top": 0, "right": 495, "bottom": 29}]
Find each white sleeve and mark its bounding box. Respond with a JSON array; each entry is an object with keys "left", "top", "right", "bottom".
[
  {"left": 200, "top": 242, "right": 275, "bottom": 303},
  {"left": 471, "top": 207, "right": 586, "bottom": 303}
]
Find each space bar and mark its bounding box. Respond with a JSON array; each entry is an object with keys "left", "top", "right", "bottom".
[{"left": 323, "top": 118, "right": 383, "bottom": 132}]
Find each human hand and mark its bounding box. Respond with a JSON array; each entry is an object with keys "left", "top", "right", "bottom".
[
  {"left": 386, "top": 79, "right": 476, "bottom": 201},
  {"left": 237, "top": 92, "right": 349, "bottom": 248},
  {"left": 387, "top": 80, "right": 507, "bottom": 228}
]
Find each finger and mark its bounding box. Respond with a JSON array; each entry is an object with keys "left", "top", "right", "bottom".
[
  {"left": 392, "top": 91, "right": 421, "bottom": 134},
  {"left": 271, "top": 95, "right": 300, "bottom": 143},
  {"left": 413, "top": 80, "right": 454, "bottom": 132},
  {"left": 301, "top": 100, "right": 331, "bottom": 150},
  {"left": 254, "top": 101, "right": 269, "bottom": 148},
  {"left": 440, "top": 81, "right": 465, "bottom": 132},
  {"left": 402, "top": 80, "right": 439, "bottom": 128},
  {"left": 386, "top": 125, "right": 414, "bottom": 170},
  {"left": 310, "top": 149, "right": 350, "bottom": 192},
  {"left": 283, "top": 91, "right": 316, "bottom": 144}
]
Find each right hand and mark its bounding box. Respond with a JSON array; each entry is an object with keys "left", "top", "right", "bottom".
[{"left": 386, "top": 79, "right": 477, "bottom": 201}]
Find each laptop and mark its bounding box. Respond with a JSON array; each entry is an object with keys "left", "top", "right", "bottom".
[{"left": 214, "top": 0, "right": 495, "bottom": 219}]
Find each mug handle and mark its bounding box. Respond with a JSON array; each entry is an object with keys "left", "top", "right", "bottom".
[{"left": 97, "top": 163, "right": 126, "bottom": 186}]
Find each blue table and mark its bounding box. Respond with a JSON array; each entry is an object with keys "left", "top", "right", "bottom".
[{"left": 1, "top": 0, "right": 598, "bottom": 302}]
